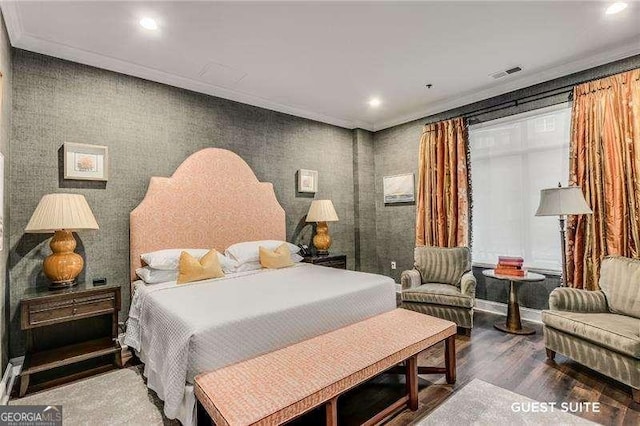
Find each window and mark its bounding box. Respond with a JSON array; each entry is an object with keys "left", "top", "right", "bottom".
[{"left": 469, "top": 104, "right": 571, "bottom": 272}]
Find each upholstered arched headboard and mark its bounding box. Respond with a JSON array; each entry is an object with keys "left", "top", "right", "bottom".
[{"left": 130, "top": 148, "right": 286, "bottom": 281}]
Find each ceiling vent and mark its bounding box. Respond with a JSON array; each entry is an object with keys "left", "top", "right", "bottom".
[
  {"left": 198, "top": 62, "right": 247, "bottom": 87},
  {"left": 489, "top": 66, "right": 523, "bottom": 79}
]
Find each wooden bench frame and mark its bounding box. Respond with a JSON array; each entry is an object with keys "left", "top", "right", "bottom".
[
  {"left": 328, "top": 334, "right": 456, "bottom": 426},
  {"left": 197, "top": 334, "right": 455, "bottom": 426}
]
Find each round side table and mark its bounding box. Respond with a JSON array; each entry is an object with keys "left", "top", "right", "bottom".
[{"left": 482, "top": 269, "right": 545, "bottom": 335}]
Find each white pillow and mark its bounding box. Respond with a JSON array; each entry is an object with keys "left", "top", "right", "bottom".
[
  {"left": 233, "top": 261, "right": 263, "bottom": 273},
  {"left": 136, "top": 267, "right": 178, "bottom": 284},
  {"left": 141, "top": 249, "right": 238, "bottom": 273},
  {"left": 232, "top": 254, "right": 304, "bottom": 273},
  {"left": 224, "top": 240, "right": 301, "bottom": 265}
]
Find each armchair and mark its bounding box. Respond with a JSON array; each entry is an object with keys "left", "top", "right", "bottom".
[
  {"left": 542, "top": 256, "right": 640, "bottom": 403},
  {"left": 401, "top": 246, "right": 476, "bottom": 334}
]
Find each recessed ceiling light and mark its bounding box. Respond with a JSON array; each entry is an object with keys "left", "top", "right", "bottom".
[
  {"left": 368, "top": 98, "right": 381, "bottom": 108},
  {"left": 605, "top": 2, "right": 627, "bottom": 15},
  {"left": 139, "top": 17, "right": 158, "bottom": 30}
]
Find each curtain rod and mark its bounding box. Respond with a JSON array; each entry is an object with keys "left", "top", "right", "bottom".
[
  {"left": 425, "top": 67, "right": 638, "bottom": 125},
  {"left": 423, "top": 85, "right": 573, "bottom": 129},
  {"left": 426, "top": 66, "right": 640, "bottom": 126},
  {"left": 464, "top": 86, "right": 573, "bottom": 122},
  {"left": 422, "top": 66, "right": 640, "bottom": 130},
  {"left": 464, "top": 75, "right": 639, "bottom": 122}
]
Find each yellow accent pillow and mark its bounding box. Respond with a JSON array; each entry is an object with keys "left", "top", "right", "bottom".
[
  {"left": 259, "top": 243, "right": 294, "bottom": 269},
  {"left": 177, "top": 249, "right": 225, "bottom": 284}
]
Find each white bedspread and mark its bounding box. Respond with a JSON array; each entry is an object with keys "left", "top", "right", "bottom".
[{"left": 124, "top": 264, "right": 396, "bottom": 423}]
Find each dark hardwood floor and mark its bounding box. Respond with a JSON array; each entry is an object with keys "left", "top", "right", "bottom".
[{"left": 290, "top": 310, "right": 639, "bottom": 426}]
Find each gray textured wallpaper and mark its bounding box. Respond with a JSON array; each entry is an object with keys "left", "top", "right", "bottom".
[
  {"left": 8, "top": 50, "right": 361, "bottom": 356},
  {"left": 0, "top": 11, "right": 12, "bottom": 368},
  {"left": 353, "top": 129, "right": 378, "bottom": 274}
]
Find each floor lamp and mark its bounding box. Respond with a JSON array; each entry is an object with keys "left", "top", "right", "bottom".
[{"left": 535, "top": 184, "right": 592, "bottom": 286}]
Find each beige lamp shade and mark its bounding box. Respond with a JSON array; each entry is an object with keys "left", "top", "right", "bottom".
[
  {"left": 306, "top": 199, "right": 339, "bottom": 222},
  {"left": 535, "top": 186, "right": 592, "bottom": 216},
  {"left": 25, "top": 193, "right": 99, "bottom": 233}
]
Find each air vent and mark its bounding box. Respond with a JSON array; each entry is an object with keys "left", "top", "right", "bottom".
[
  {"left": 489, "top": 66, "right": 523, "bottom": 79},
  {"left": 198, "top": 62, "right": 247, "bottom": 87}
]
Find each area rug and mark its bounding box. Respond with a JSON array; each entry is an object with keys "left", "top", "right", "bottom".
[
  {"left": 413, "top": 379, "right": 596, "bottom": 425},
  {"left": 10, "top": 366, "right": 177, "bottom": 426}
]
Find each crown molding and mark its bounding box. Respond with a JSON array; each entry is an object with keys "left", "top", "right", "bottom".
[
  {"left": 2, "top": 2, "right": 638, "bottom": 133},
  {"left": 16, "top": 33, "right": 375, "bottom": 130},
  {"left": 373, "top": 36, "right": 640, "bottom": 131},
  {"left": 1, "top": 2, "right": 373, "bottom": 131},
  {"left": 1, "top": 1, "right": 23, "bottom": 44}
]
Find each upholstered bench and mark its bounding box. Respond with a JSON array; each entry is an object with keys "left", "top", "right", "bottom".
[{"left": 194, "top": 308, "right": 457, "bottom": 426}]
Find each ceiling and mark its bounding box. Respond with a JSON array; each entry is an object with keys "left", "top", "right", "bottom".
[{"left": 2, "top": 1, "right": 639, "bottom": 131}]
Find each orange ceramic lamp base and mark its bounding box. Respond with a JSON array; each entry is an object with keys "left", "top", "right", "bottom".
[
  {"left": 43, "top": 230, "right": 84, "bottom": 289},
  {"left": 313, "top": 221, "right": 332, "bottom": 255}
]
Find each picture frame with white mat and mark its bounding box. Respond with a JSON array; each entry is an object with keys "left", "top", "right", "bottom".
[{"left": 63, "top": 142, "right": 109, "bottom": 181}]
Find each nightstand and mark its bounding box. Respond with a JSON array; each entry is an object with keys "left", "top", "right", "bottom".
[
  {"left": 302, "top": 253, "right": 347, "bottom": 269},
  {"left": 19, "top": 283, "right": 122, "bottom": 396}
]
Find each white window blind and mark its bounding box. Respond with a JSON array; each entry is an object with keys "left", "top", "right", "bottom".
[{"left": 469, "top": 104, "right": 571, "bottom": 272}]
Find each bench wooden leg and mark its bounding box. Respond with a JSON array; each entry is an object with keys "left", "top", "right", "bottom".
[
  {"left": 406, "top": 355, "right": 418, "bottom": 410},
  {"left": 325, "top": 396, "right": 338, "bottom": 426},
  {"left": 445, "top": 335, "right": 456, "bottom": 384}
]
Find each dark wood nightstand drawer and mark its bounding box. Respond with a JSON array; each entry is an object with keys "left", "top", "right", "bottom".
[
  {"left": 302, "top": 254, "right": 347, "bottom": 270},
  {"left": 26, "top": 293, "right": 116, "bottom": 328},
  {"left": 319, "top": 260, "right": 347, "bottom": 269}
]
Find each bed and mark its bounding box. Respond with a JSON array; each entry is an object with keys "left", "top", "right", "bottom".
[{"left": 124, "top": 148, "right": 396, "bottom": 425}]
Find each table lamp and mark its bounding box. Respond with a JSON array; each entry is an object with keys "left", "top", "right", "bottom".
[
  {"left": 306, "top": 200, "right": 339, "bottom": 255},
  {"left": 535, "top": 184, "right": 592, "bottom": 286},
  {"left": 25, "top": 193, "right": 99, "bottom": 289}
]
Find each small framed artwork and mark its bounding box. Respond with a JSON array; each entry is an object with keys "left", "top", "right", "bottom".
[
  {"left": 383, "top": 173, "right": 415, "bottom": 204},
  {"left": 64, "top": 143, "right": 109, "bottom": 181},
  {"left": 297, "top": 169, "right": 318, "bottom": 193}
]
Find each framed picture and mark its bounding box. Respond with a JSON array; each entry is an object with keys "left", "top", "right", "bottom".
[
  {"left": 64, "top": 143, "right": 109, "bottom": 181},
  {"left": 297, "top": 169, "right": 318, "bottom": 193},
  {"left": 383, "top": 173, "right": 415, "bottom": 204}
]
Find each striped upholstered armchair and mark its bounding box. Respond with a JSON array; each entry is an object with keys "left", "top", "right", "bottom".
[
  {"left": 401, "top": 246, "right": 476, "bottom": 334},
  {"left": 542, "top": 256, "right": 639, "bottom": 403}
]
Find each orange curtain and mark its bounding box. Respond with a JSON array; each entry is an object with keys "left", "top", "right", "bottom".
[
  {"left": 567, "top": 69, "right": 640, "bottom": 290},
  {"left": 416, "top": 117, "right": 470, "bottom": 247}
]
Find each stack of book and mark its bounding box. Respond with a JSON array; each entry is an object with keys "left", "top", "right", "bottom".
[{"left": 495, "top": 256, "right": 525, "bottom": 277}]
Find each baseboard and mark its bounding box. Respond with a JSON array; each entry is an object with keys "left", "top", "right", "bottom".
[
  {"left": 0, "top": 357, "right": 24, "bottom": 404},
  {"left": 475, "top": 299, "right": 542, "bottom": 324}
]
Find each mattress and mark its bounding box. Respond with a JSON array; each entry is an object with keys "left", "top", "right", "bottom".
[{"left": 124, "top": 263, "right": 396, "bottom": 423}]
